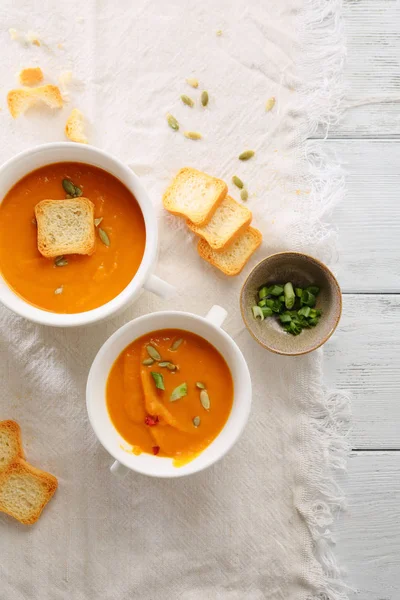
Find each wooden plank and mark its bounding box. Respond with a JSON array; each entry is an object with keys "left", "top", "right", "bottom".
[
  {"left": 318, "top": 139, "right": 400, "bottom": 293},
  {"left": 336, "top": 451, "right": 400, "bottom": 600},
  {"left": 325, "top": 294, "right": 400, "bottom": 449},
  {"left": 327, "top": 0, "right": 400, "bottom": 139}
]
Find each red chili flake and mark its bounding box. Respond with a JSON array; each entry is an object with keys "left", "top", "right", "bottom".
[
  {"left": 152, "top": 446, "right": 160, "bottom": 455},
  {"left": 144, "top": 415, "right": 159, "bottom": 427}
]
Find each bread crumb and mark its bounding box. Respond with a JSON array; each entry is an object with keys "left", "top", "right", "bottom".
[
  {"left": 19, "top": 67, "right": 44, "bottom": 87},
  {"left": 26, "top": 31, "right": 41, "bottom": 46},
  {"left": 8, "top": 28, "right": 19, "bottom": 41},
  {"left": 7, "top": 85, "right": 63, "bottom": 118},
  {"left": 65, "top": 108, "right": 88, "bottom": 144}
]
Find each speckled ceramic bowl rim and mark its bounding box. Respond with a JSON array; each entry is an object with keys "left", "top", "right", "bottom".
[{"left": 240, "top": 251, "right": 342, "bottom": 356}]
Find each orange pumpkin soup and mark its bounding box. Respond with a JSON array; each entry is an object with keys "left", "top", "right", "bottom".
[
  {"left": 106, "top": 329, "right": 234, "bottom": 464},
  {"left": 0, "top": 162, "right": 146, "bottom": 313}
]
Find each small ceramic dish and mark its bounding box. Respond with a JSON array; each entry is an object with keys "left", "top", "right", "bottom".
[{"left": 240, "top": 252, "right": 342, "bottom": 356}]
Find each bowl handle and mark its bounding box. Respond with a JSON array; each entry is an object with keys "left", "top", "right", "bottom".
[
  {"left": 205, "top": 305, "right": 227, "bottom": 328},
  {"left": 144, "top": 274, "right": 176, "bottom": 299},
  {"left": 110, "top": 460, "right": 130, "bottom": 477}
]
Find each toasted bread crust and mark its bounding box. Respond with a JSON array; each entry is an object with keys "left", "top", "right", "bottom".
[
  {"left": 187, "top": 195, "right": 252, "bottom": 251},
  {"left": 197, "top": 226, "right": 262, "bottom": 276},
  {"left": 35, "top": 198, "right": 95, "bottom": 258},
  {"left": 0, "top": 459, "right": 58, "bottom": 525},
  {"left": 0, "top": 420, "right": 25, "bottom": 472},
  {"left": 163, "top": 167, "right": 227, "bottom": 226}
]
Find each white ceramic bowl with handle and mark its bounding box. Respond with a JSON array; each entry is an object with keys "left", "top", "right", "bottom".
[
  {"left": 86, "top": 305, "right": 252, "bottom": 478},
  {"left": 0, "top": 142, "right": 175, "bottom": 327}
]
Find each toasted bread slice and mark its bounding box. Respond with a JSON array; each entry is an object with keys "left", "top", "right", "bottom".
[
  {"left": 163, "top": 167, "right": 227, "bottom": 226},
  {"left": 35, "top": 198, "right": 95, "bottom": 258},
  {"left": 18, "top": 67, "right": 44, "bottom": 87},
  {"left": 0, "top": 421, "right": 24, "bottom": 474},
  {"left": 65, "top": 108, "right": 88, "bottom": 144},
  {"left": 198, "top": 226, "right": 262, "bottom": 276},
  {"left": 188, "top": 195, "right": 252, "bottom": 251},
  {"left": 7, "top": 84, "right": 63, "bottom": 118},
  {"left": 0, "top": 460, "right": 57, "bottom": 525}
]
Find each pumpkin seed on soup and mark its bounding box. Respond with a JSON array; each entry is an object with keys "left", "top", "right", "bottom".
[
  {"left": 196, "top": 382, "right": 206, "bottom": 389},
  {"left": 98, "top": 228, "right": 110, "bottom": 247},
  {"left": 142, "top": 358, "right": 154, "bottom": 366},
  {"left": 201, "top": 91, "right": 209, "bottom": 107},
  {"left": 200, "top": 389, "right": 210, "bottom": 410},
  {"left": 167, "top": 113, "right": 179, "bottom": 131},
  {"left": 170, "top": 338, "right": 183, "bottom": 351},
  {"left": 54, "top": 285, "right": 63, "bottom": 295},
  {"left": 193, "top": 416, "right": 201, "bottom": 427},
  {"left": 147, "top": 345, "right": 161, "bottom": 361}
]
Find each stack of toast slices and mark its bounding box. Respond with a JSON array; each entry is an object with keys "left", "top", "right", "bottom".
[
  {"left": 163, "top": 167, "right": 262, "bottom": 276},
  {"left": 0, "top": 420, "right": 57, "bottom": 525}
]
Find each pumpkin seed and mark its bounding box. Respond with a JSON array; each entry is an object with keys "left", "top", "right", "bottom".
[
  {"left": 184, "top": 131, "right": 202, "bottom": 140},
  {"left": 216, "top": 30, "right": 222, "bottom": 36},
  {"left": 147, "top": 345, "right": 161, "bottom": 361},
  {"left": 62, "top": 178, "right": 76, "bottom": 196},
  {"left": 196, "top": 382, "right": 206, "bottom": 389},
  {"left": 200, "top": 389, "right": 210, "bottom": 410},
  {"left": 186, "top": 78, "right": 199, "bottom": 88},
  {"left": 240, "top": 188, "right": 249, "bottom": 202},
  {"left": 239, "top": 150, "right": 255, "bottom": 161},
  {"left": 151, "top": 371, "right": 165, "bottom": 390},
  {"left": 94, "top": 217, "right": 103, "bottom": 227},
  {"left": 62, "top": 178, "right": 82, "bottom": 197},
  {"left": 142, "top": 358, "right": 154, "bottom": 366},
  {"left": 167, "top": 113, "right": 179, "bottom": 131},
  {"left": 170, "top": 382, "right": 187, "bottom": 402},
  {"left": 98, "top": 228, "right": 110, "bottom": 247},
  {"left": 265, "top": 96, "right": 276, "bottom": 112},
  {"left": 159, "top": 361, "right": 177, "bottom": 371},
  {"left": 170, "top": 338, "right": 183, "bottom": 351},
  {"left": 54, "top": 285, "right": 63, "bottom": 295},
  {"left": 181, "top": 94, "right": 194, "bottom": 108},
  {"left": 232, "top": 175, "right": 244, "bottom": 189},
  {"left": 193, "top": 416, "right": 201, "bottom": 427},
  {"left": 201, "top": 91, "right": 209, "bottom": 107},
  {"left": 54, "top": 256, "right": 68, "bottom": 267}
]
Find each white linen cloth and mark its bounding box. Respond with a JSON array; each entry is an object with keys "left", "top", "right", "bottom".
[{"left": 0, "top": 1, "right": 349, "bottom": 599}]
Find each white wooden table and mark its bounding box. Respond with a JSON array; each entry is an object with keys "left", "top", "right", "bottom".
[{"left": 325, "top": 2, "right": 400, "bottom": 597}]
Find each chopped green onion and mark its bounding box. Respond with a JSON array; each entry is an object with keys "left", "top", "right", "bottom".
[
  {"left": 150, "top": 372, "right": 165, "bottom": 390},
  {"left": 258, "top": 299, "right": 267, "bottom": 307},
  {"left": 252, "top": 306, "right": 264, "bottom": 320},
  {"left": 298, "top": 306, "right": 311, "bottom": 318},
  {"left": 261, "top": 307, "right": 273, "bottom": 318},
  {"left": 279, "top": 295, "right": 285, "bottom": 302},
  {"left": 306, "top": 286, "right": 320, "bottom": 295},
  {"left": 258, "top": 286, "right": 269, "bottom": 299},
  {"left": 280, "top": 313, "right": 292, "bottom": 323},
  {"left": 284, "top": 282, "right": 295, "bottom": 309},
  {"left": 308, "top": 317, "right": 319, "bottom": 326},
  {"left": 170, "top": 382, "right": 187, "bottom": 402},
  {"left": 295, "top": 287, "right": 303, "bottom": 298},
  {"left": 301, "top": 290, "right": 316, "bottom": 307},
  {"left": 269, "top": 285, "right": 284, "bottom": 296}
]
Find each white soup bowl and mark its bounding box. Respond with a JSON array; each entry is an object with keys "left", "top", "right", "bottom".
[
  {"left": 86, "top": 305, "right": 252, "bottom": 478},
  {"left": 0, "top": 142, "right": 174, "bottom": 327}
]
